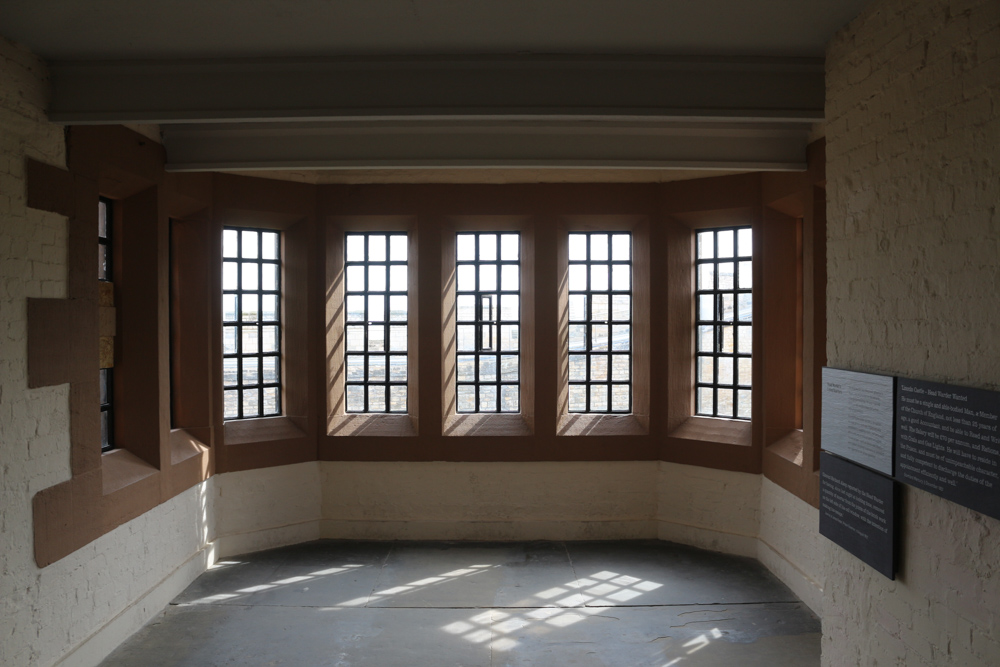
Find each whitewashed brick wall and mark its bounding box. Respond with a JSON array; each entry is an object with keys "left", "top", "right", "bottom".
[
  {"left": 0, "top": 37, "right": 213, "bottom": 667},
  {"left": 825, "top": 0, "right": 1000, "bottom": 664}
]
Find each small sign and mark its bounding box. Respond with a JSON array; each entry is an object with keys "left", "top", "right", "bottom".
[
  {"left": 822, "top": 368, "right": 895, "bottom": 475},
  {"left": 895, "top": 378, "right": 1000, "bottom": 520},
  {"left": 820, "top": 452, "right": 896, "bottom": 579}
]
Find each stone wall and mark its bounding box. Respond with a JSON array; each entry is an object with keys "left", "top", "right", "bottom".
[{"left": 824, "top": 0, "right": 1000, "bottom": 663}]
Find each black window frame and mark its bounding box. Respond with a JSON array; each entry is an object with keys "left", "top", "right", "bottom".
[
  {"left": 222, "top": 227, "right": 282, "bottom": 421},
  {"left": 100, "top": 368, "right": 114, "bottom": 452},
  {"left": 343, "top": 232, "right": 409, "bottom": 414},
  {"left": 694, "top": 226, "right": 753, "bottom": 420},
  {"left": 567, "top": 231, "right": 633, "bottom": 414},
  {"left": 455, "top": 232, "right": 521, "bottom": 414}
]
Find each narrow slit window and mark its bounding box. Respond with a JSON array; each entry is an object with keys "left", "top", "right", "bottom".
[
  {"left": 695, "top": 226, "right": 753, "bottom": 420},
  {"left": 567, "top": 232, "right": 632, "bottom": 413},
  {"left": 222, "top": 227, "right": 281, "bottom": 420},
  {"left": 99, "top": 198, "right": 114, "bottom": 452},
  {"left": 98, "top": 197, "right": 112, "bottom": 281},
  {"left": 344, "top": 232, "right": 409, "bottom": 413},
  {"left": 455, "top": 232, "right": 520, "bottom": 413},
  {"left": 100, "top": 368, "right": 113, "bottom": 451}
]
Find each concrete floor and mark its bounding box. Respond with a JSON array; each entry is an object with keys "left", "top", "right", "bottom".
[{"left": 100, "top": 540, "right": 820, "bottom": 667}]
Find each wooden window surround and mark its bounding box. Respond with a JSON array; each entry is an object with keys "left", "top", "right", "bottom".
[
  {"left": 27, "top": 126, "right": 214, "bottom": 567},
  {"left": 28, "top": 133, "right": 825, "bottom": 566},
  {"left": 325, "top": 215, "right": 420, "bottom": 437},
  {"left": 212, "top": 174, "right": 318, "bottom": 472},
  {"left": 442, "top": 217, "right": 535, "bottom": 437},
  {"left": 557, "top": 216, "right": 650, "bottom": 437}
]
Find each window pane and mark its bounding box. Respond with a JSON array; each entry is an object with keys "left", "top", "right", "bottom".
[
  {"left": 224, "top": 227, "right": 281, "bottom": 420},
  {"left": 345, "top": 233, "right": 409, "bottom": 414},
  {"left": 390, "top": 386, "right": 407, "bottom": 412},
  {"left": 389, "top": 356, "right": 407, "bottom": 382},
  {"left": 241, "top": 230, "right": 258, "bottom": 259},
  {"left": 568, "top": 232, "right": 632, "bottom": 413},
  {"left": 389, "top": 235, "right": 408, "bottom": 261},
  {"left": 368, "top": 235, "right": 386, "bottom": 261},
  {"left": 263, "top": 387, "right": 279, "bottom": 415},
  {"left": 223, "top": 294, "right": 238, "bottom": 322},
  {"left": 368, "top": 386, "right": 386, "bottom": 412},
  {"left": 262, "top": 232, "right": 279, "bottom": 260},
  {"left": 223, "top": 229, "right": 238, "bottom": 258},
  {"left": 242, "top": 389, "right": 260, "bottom": 418},
  {"left": 694, "top": 227, "right": 752, "bottom": 420},
  {"left": 455, "top": 231, "right": 520, "bottom": 413}
]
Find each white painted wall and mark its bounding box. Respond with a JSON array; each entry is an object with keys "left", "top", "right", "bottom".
[
  {"left": 657, "top": 461, "right": 760, "bottom": 557},
  {"left": 824, "top": 0, "right": 1000, "bottom": 663},
  {"left": 320, "top": 461, "right": 658, "bottom": 540},
  {"left": 758, "top": 477, "right": 823, "bottom": 614},
  {"left": 213, "top": 462, "right": 322, "bottom": 557},
  {"left": 0, "top": 38, "right": 211, "bottom": 667}
]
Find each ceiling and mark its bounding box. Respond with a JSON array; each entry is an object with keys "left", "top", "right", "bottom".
[
  {"left": 6, "top": 0, "right": 868, "bottom": 61},
  {"left": 4, "top": 1, "right": 866, "bottom": 176}
]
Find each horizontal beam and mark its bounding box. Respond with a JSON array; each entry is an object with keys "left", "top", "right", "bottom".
[
  {"left": 49, "top": 55, "right": 824, "bottom": 125},
  {"left": 162, "top": 120, "right": 810, "bottom": 172}
]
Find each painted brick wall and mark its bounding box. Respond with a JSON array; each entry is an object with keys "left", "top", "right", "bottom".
[
  {"left": 0, "top": 38, "right": 213, "bottom": 667},
  {"left": 824, "top": 0, "right": 1000, "bottom": 664}
]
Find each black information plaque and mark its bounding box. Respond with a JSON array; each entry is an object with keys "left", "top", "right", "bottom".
[
  {"left": 820, "top": 452, "right": 897, "bottom": 579},
  {"left": 895, "top": 377, "right": 1000, "bottom": 520}
]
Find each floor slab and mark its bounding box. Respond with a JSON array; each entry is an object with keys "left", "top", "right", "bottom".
[{"left": 100, "top": 540, "right": 821, "bottom": 667}]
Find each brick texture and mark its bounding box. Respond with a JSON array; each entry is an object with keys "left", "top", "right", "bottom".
[
  {"left": 0, "top": 37, "right": 210, "bottom": 667},
  {"left": 824, "top": 0, "right": 1000, "bottom": 664}
]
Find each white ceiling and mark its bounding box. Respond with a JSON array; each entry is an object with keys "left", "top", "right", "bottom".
[{"left": 6, "top": 0, "right": 868, "bottom": 61}]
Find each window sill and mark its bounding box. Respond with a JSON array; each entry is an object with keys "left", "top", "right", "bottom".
[
  {"left": 557, "top": 413, "right": 647, "bottom": 436},
  {"left": 767, "top": 429, "right": 804, "bottom": 466},
  {"left": 170, "top": 428, "right": 210, "bottom": 465},
  {"left": 667, "top": 416, "right": 751, "bottom": 447},
  {"left": 224, "top": 415, "right": 307, "bottom": 446},
  {"left": 102, "top": 448, "right": 158, "bottom": 496},
  {"left": 328, "top": 414, "right": 417, "bottom": 437},
  {"left": 444, "top": 413, "right": 532, "bottom": 437}
]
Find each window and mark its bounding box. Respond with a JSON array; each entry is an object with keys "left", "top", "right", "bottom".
[
  {"left": 222, "top": 228, "right": 281, "bottom": 420},
  {"left": 455, "top": 232, "right": 520, "bottom": 413},
  {"left": 344, "top": 232, "right": 408, "bottom": 413},
  {"left": 99, "top": 197, "right": 114, "bottom": 451},
  {"left": 98, "top": 197, "right": 112, "bottom": 281},
  {"left": 567, "top": 232, "right": 632, "bottom": 413},
  {"left": 695, "top": 227, "right": 753, "bottom": 420}
]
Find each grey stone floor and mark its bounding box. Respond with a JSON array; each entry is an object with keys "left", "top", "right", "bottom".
[{"left": 100, "top": 540, "right": 820, "bottom": 667}]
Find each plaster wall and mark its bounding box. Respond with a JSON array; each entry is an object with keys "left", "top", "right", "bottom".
[
  {"left": 656, "top": 461, "right": 760, "bottom": 557},
  {"left": 320, "top": 461, "right": 659, "bottom": 540},
  {"left": 0, "top": 38, "right": 213, "bottom": 667},
  {"left": 213, "top": 462, "right": 322, "bottom": 557},
  {"left": 758, "top": 477, "right": 823, "bottom": 615},
  {"left": 824, "top": 0, "right": 1000, "bottom": 664}
]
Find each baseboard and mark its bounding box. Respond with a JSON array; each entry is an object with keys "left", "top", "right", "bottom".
[
  {"left": 215, "top": 520, "right": 322, "bottom": 558},
  {"left": 757, "top": 537, "right": 823, "bottom": 615},
  {"left": 656, "top": 521, "right": 758, "bottom": 558},
  {"left": 320, "top": 519, "right": 657, "bottom": 541},
  {"left": 52, "top": 544, "right": 215, "bottom": 667}
]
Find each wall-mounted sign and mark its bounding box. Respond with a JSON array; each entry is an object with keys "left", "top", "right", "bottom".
[
  {"left": 822, "top": 368, "right": 895, "bottom": 475},
  {"left": 895, "top": 377, "right": 1000, "bottom": 521},
  {"left": 819, "top": 452, "right": 896, "bottom": 579}
]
